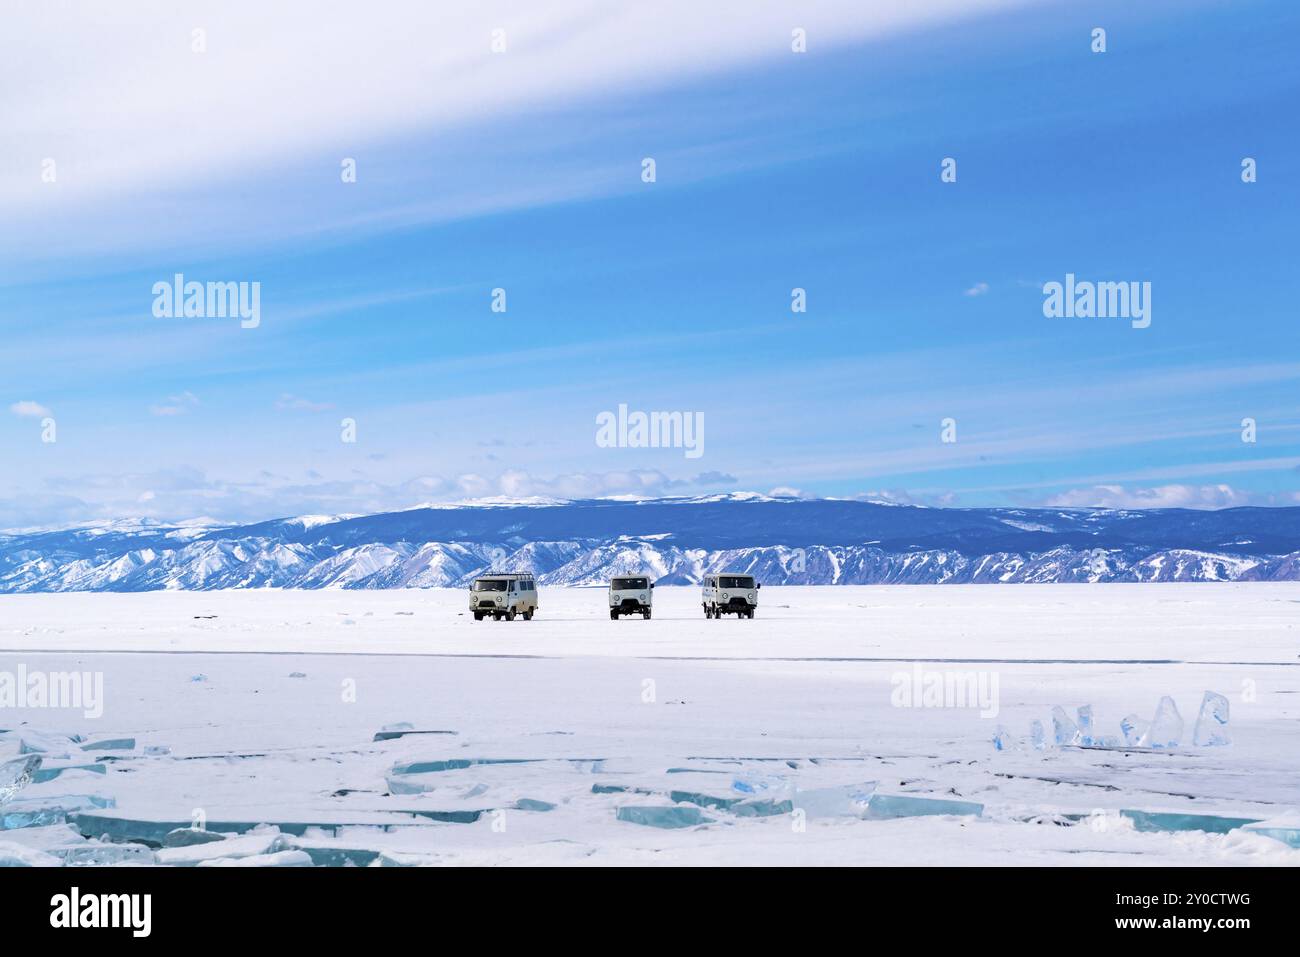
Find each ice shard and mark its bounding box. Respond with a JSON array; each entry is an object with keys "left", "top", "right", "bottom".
[
  {"left": 865, "top": 793, "right": 983, "bottom": 820},
  {"left": 0, "top": 840, "right": 63, "bottom": 867},
  {"left": 1242, "top": 817, "right": 1300, "bottom": 849},
  {"left": 156, "top": 830, "right": 291, "bottom": 866},
  {"left": 0, "top": 754, "right": 41, "bottom": 805},
  {"left": 295, "top": 845, "right": 382, "bottom": 867},
  {"left": 3, "top": 809, "right": 65, "bottom": 830},
  {"left": 1140, "top": 696, "right": 1183, "bottom": 749},
  {"left": 616, "top": 806, "right": 714, "bottom": 829},
  {"left": 389, "top": 758, "right": 536, "bottom": 775},
  {"left": 31, "top": 762, "right": 105, "bottom": 784},
  {"left": 163, "top": 827, "right": 227, "bottom": 847},
  {"left": 668, "top": 790, "right": 742, "bottom": 811},
  {"left": 1121, "top": 713, "right": 1149, "bottom": 748},
  {"left": 1030, "top": 719, "right": 1046, "bottom": 750},
  {"left": 731, "top": 797, "right": 795, "bottom": 818},
  {"left": 54, "top": 842, "right": 156, "bottom": 866},
  {"left": 992, "top": 726, "right": 1013, "bottom": 751},
  {"left": 514, "top": 799, "right": 556, "bottom": 812},
  {"left": 197, "top": 849, "right": 313, "bottom": 867},
  {"left": 1121, "top": 809, "right": 1260, "bottom": 835},
  {"left": 1193, "top": 691, "right": 1230, "bottom": 747},
  {"left": 1051, "top": 706, "right": 1080, "bottom": 746},
  {"left": 730, "top": 773, "right": 790, "bottom": 796},
  {"left": 12, "top": 730, "right": 80, "bottom": 757},
  {"left": 792, "top": 783, "right": 876, "bottom": 819},
  {"left": 669, "top": 789, "right": 792, "bottom": 818},
  {"left": 3, "top": 793, "right": 114, "bottom": 829},
  {"left": 1076, "top": 705, "right": 1094, "bottom": 746}
]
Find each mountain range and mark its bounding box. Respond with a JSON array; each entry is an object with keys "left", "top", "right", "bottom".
[{"left": 3, "top": 493, "right": 1300, "bottom": 591}]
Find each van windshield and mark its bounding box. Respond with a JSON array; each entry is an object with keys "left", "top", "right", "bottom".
[
  {"left": 719, "top": 576, "right": 754, "bottom": 589},
  {"left": 473, "top": 579, "right": 508, "bottom": 592},
  {"left": 611, "top": 577, "right": 648, "bottom": 590}
]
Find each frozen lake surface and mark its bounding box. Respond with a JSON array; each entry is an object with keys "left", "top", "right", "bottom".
[{"left": 2, "top": 584, "right": 1298, "bottom": 865}]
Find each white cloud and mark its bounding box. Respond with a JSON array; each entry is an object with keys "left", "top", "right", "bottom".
[
  {"left": 1043, "top": 484, "right": 1252, "bottom": 510},
  {"left": 766, "top": 486, "right": 810, "bottom": 499},
  {"left": 846, "top": 488, "right": 956, "bottom": 507},
  {"left": 10, "top": 400, "right": 51, "bottom": 417},
  {"left": 0, "top": 0, "right": 1041, "bottom": 259},
  {"left": 11, "top": 466, "right": 740, "bottom": 527},
  {"left": 487, "top": 467, "right": 706, "bottom": 501},
  {"left": 963, "top": 281, "right": 990, "bottom": 297}
]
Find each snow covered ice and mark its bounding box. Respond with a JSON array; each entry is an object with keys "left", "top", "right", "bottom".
[{"left": 0, "top": 583, "right": 1298, "bottom": 865}]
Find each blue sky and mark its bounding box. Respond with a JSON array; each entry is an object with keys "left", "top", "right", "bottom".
[{"left": 3, "top": 0, "right": 1299, "bottom": 526}]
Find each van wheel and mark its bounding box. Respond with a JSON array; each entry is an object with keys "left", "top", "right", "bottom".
[
  {"left": 703, "top": 605, "right": 711, "bottom": 619},
  {"left": 505, "top": 610, "right": 516, "bottom": 621},
  {"left": 522, "top": 610, "right": 533, "bottom": 621},
  {"left": 712, "top": 605, "right": 721, "bottom": 620},
  {"left": 643, "top": 609, "right": 651, "bottom": 620},
  {"left": 493, "top": 612, "right": 502, "bottom": 621},
  {"left": 748, "top": 610, "right": 756, "bottom": 619},
  {"left": 610, "top": 610, "right": 618, "bottom": 620}
]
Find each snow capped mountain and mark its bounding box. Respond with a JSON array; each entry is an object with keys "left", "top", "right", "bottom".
[{"left": 2, "top": 496, "right": 1300, "bottom": 591}]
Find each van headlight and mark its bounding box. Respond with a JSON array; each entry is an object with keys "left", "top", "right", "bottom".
[
  {"left": 471, "top": 596, "right": 478, "bottom": 605},
  {"left": 748, "top": 592, "right": 756, "bottom": 601},
  {"left": 722, "top": 592, "right": 729, "bottom": 600},
  {"left": 640, "top": 592, "right": 647, "bottom": 601}
]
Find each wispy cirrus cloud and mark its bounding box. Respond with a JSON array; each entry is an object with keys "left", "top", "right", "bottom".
[
  {"left": 149, "top": 391, "right": 200, "bottom": 416},
  {"left": 0, "top": 0, "right": 1045, "bottom": 267},
  {"left": 275, "top": 393, "right": 335, "bottom": 413}
]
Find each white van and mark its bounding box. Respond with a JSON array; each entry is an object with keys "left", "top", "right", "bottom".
[
  {"left": 702, "top": 573, "right": 760, "bottom": 619},
  {"left": 609, "top": 576, "right": 654, "bottom": 619},
  {"left": 470, "top": 573, "right": 538, "bottom": 621}
]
